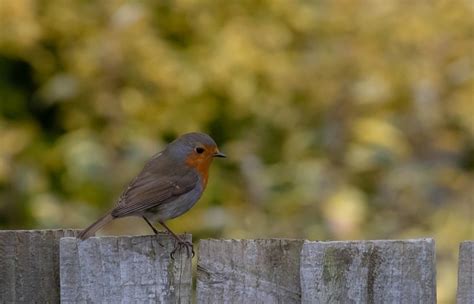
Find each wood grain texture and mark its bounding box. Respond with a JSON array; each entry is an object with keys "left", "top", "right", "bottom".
[
  {"left": 60, "top": 233, "right": 192, "bottom": 304},
  {"left": 197, "top": 239, "right": 305, "bottom": 304},
  {"left": 0, "top": 229, "right": 79, "bottom": 303},
  {"left": 457, "top": 241, "right": 474, "bottom": 304},
  {"left": 300, "top": 238, "right": 436, "bottom": 304}
]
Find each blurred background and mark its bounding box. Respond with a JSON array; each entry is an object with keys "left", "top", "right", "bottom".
[{"left": 0, "top": 0, "right": 472, "bottom": 301}]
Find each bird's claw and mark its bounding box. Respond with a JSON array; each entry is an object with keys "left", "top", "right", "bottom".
[{"left": 170, "top": 240, "right": 194, "bottom": 259}]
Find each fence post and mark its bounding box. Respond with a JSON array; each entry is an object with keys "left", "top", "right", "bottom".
[
  {"left": 457, "top": 241, "right": 473, "bottom": 304},
  {"left": 0, "top": 229, "right": 79, "bottom": 303},
  {"left": 59, "top": 233, "right": 192, "bottom": 303},
  {"left": 300, "top": 238, "right": 436, "bottom": 303},
  {"left": 197, "top": 239, "right": 305, "bottom": 303}
]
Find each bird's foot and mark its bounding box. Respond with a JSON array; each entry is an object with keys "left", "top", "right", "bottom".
[{"left": 170, "top": 240, "right": 194, "bottom": 260}]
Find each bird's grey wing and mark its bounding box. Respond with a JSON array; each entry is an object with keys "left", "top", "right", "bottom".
[
  {"left": 111, "top": 171, "right": 198, "bottom": 217},
  {"left": 111, "top": 153, "right": 199, "bottom": 218}
]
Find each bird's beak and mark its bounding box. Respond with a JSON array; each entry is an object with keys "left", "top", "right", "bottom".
[{"left": 213, "top": 151, "right": 226, "bottom": 158}]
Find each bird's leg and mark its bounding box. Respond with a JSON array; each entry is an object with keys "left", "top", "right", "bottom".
[
  {"left": 158, "top": 221, "right": 194, "bottom": 259},
  {"left": 142, "top": 216, "right": 159, "bottom": 234},
  {"left": 142, "top": 217, "right": 166, "bottom": 248}
]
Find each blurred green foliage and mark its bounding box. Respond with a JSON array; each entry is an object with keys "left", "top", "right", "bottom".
[{"left": 0, "top": 0, "right": 472, "bottom": 301}]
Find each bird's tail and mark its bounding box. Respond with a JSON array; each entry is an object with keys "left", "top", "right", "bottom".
[{"left": 77, "top": 212, "right": 114, "bottom": 240}]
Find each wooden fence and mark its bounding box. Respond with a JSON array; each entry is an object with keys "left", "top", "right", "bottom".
[{"left": 0, "top": 230, "right": 472, "bottom": 303}]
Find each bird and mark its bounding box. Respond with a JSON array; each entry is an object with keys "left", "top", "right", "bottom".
[{"left": 77, "top": 132, "right": 226, "bottom": 257}]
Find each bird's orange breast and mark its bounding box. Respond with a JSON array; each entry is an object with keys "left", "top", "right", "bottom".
[{"left": 185, "top": 154, "right": 211, "bottom": 187}]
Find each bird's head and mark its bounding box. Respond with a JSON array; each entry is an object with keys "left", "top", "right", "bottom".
[{"left": 166, "top": 132, "right": 225, "bottom": 183}]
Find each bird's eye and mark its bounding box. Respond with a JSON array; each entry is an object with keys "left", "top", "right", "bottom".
[{"left": 195, "top": 147, "right": 205, "bottom": 154}]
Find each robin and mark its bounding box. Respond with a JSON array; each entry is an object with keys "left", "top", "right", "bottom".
[{"left": 77, "top": 132, "right": 226, "bottom": 257}]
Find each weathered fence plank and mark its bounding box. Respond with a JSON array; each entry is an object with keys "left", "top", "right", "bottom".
[
  {"left": 60, "top": 233, "right": 192, "bottom": 303},
  {"left": 0, "top": 229, "right": 79, "bottom": 303},
  {"left": 300, "top": 238, "right": 436, "bottom": 304},
  {"left": 457, "top": 241, "right": 474, "bottom": 304},
  {"left": 197, "top": 239, "right": 305, "bottom": 303}
]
